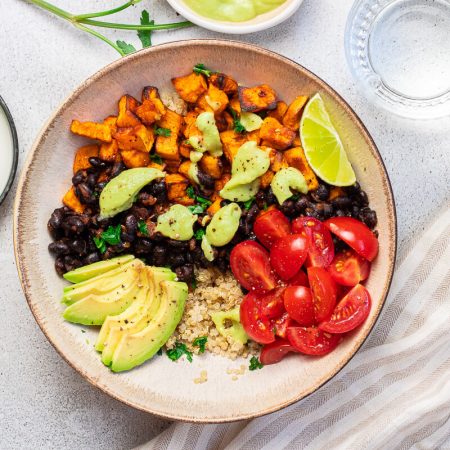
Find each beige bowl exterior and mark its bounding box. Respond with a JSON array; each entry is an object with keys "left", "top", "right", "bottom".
[{"left": 14, "top": 40, "right": 396, "bottom": 423}]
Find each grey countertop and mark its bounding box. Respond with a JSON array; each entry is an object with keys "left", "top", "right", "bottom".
[{"left": 0, "top": 0, "right": 449, "bottom": 448}]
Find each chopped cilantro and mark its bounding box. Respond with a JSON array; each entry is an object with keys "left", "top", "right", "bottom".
[
  {"left": 137, "top": 10, "right": 153, "bottom": 48},
  {"left": 101, "top": 224, "right": 122, "bottom": 245},
  {"left": 138, "top": 220, "right": 149, "bottom": 235},
  {"left": 243, "top": 198, "right": 255, "bottom": 210},
  {"left": 188, "top": 204, "right": 205, "bottom": 214},
  {"left": 116, "top": 40, "right": 136, "bottom": 55},
  {"left": 193, "top": 63, "right": 213, "bottom": 77},
  {"left": 186, "top": 186, "right": 212, "bottom": 208},
  {"left": 191, "top": 278, "right": 198, "bottom": 290},
  {"left": 249, "top": 356, "right": 264, "bottom": 371},
  {"left": 193, "top": 336, "right": 207, "bottom": 353},
  {"left": 157, "top": 348, "right": 163, "bottom": 356},
  {"left": 229, "top": 107, "right": 245, "bottom": 133},
  {"left": 150, "top": 153, "right": 163, "bottom": 164},
  {"left": 93, "top": 236, "right": 106, "bottom": 254},
  {"left": 290, "top": 193, "right": 300, "bottom": 201},
  {"left": 154, "top": 126, "right": 171, "bottom": 137},
  {"left": 187, "top": 185, "right": 195, "bottom": 199},
  {"left": 194, "top": 228, "right": 205, "bottom": 241},
  {"left": 166, "top": 342, "right": 193, "bottom": 363}
]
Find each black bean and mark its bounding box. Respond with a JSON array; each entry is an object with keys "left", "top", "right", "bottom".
[
  {"left": 148, "top": 180, "right": 167, "bottom": 202},
  {"left": 175, "top": 264, "right": 194, "bottom": 282},
  {"left": 75, "top": 183, "right": 96, "bottom": 205},
  {"left": 48, "top": 240, "right": 70, "bottom": 256},
  {"left": 295, "top": 195, "right": 310, "bottom": 212},
  {"left": 130, "top": 206, "right": 150, "bottom": 221},
  {"left": 188, "top": 239, "right": 197, "bottom": 251},
  {"left": 88, "top": 157, "right": 107, "bottom": 170},
  {"left": 86, "top": 173, "right": 98, "bottom": 188},
  {"left": 311, "top": 184, "right": 330, "bottom": 202},
  {"left": 64, "top": 255, "right": 82, "bottom": 272},
  {"left": 110, "top": 161, "right": 126, "bottom": 178},
  {"left": 220, "top": 199, "right": 231, "bottom": 207},
  {"left": 353, "top": 191, "right": 369, "bottom": 207},
  {"left": 62, "top": 216, "right": 86, "bottom": 235},
  {"left": 280, "top": 200, "right": 296, "bottom": 217},
  {"left": 134, "top": 238, "right": 153, "bottom": 255},
  {"left": 169, "top": 254, "right": 186, "bottom": 267},
  {"left": 255, "top": 191, "right": 266, "bottom": 209},
  {"left": 48, "top": 208, "right": 65, "bottom": 230},
  {"left": 266, "top": 188, "right": 277, "bottom": 206},
  {"left": 152, "top": 245, "right": 166, "bottom": 266},
  {"left": 69, "top": 239, "right": 87, "bottom": 255},
  {"left": 359, "top": 207, "right": 378, "bottom": 229},
  {"left": 167, "top": 239, "right": 188, "bottom": 250},
  {"left": 55, "top": 257, "right": 66, "bottom": 276},
  {"left": 345, "top": 182, "right": 361, "bottom": 195},
  {"left": 197, "top": 170, "right": 215, "bottom": 189},
  {"left": 332, "top": 196, "right": 352, "bottom": 209},
  {"left": 335, "top": 209, "right": 346, "bottom": 217},
  {"left": 245, "top": 203, "right": 260, "bottom": 225},
  {"left": 137, "top": 192, "right": 157, "bottom": 206},
  {"left": 96, "top": 181, "right": 107, "bottom": 192},
  {"left": 121, "top": 232, "right": 135, "bottom": 243},
  {"left": 84, "top": 252, "right": 100, "bottom": 265},
  {"left": 72, "top": 170, "right": 87, "bottom": 186},
  {"left": 315, "top": 202, "right": 334, "bottom": 219},
  {"left": 124, "top": 214, "right": 138, "bottom": 235}
]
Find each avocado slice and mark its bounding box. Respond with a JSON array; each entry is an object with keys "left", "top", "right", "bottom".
[
  {"left": 62, "top": 270, "right": 143, "bottom": 325},
  {"left": 110, "top": 280, "right": 188, "bottom": 372},
  {"left": 62, "top": 260, "right": 143, "bottom": 305},
  {"left": 63, "top": 255, "right": 135, "bottom": 283}
]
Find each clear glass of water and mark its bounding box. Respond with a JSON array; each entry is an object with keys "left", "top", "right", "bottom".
[{"left": 345, "top": 0, "right": 450, "bottom": 119}]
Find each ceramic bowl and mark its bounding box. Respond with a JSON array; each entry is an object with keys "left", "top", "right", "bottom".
[
  {"left": 14, "top": 40, "right": 396, "bottom": 422},
  {"left": 166, "top": 0, "right": 304, "bottom": 34}
]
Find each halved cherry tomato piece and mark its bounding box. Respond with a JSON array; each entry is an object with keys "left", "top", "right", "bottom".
[
  {"left": 307, "top": 266, "right": 337, "bottom": 322},
  {"left": 283, "top": 286, "right": 315, "bottom": 326},
  {"left": 328, "top": 249, "right": 371, "bottom": 286},
  {"left": 319, "top": 284, "right": 371, "bottom": 333},
  {"left": 288, "top": 269, "right": 309, "bottom": 287},
  {"left": 270, "top": 234, "right": 308, "bottom": 280},
  {"left": 230, "top": 240, "right": 277, "bottom": 294},
  {"left": 292, "top": 216, "right": 334, "bottom": 268},
  {"left": 272, "top": 312, "right": 293, "bottom": 339},
  {"left": 261, "top": 287, "right": 286, "bottom": 319},
  {"left": 324, "top": 217, "right": 379, "bottom": 261},
  {"left": 240, "top": 292, "right": 275, "bottom": 344},
  {"left": 254, "top": 209, "right": 291, "bottom": 249},
  {"left": 260, "top": 338, "right": 299, "bottom": 365},
  {"left": 287, "top": 326, "right": 341, "bottom": 356}
]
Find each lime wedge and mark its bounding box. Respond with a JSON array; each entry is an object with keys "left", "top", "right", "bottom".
[{"left": 300, "top": 94, "right": 356, "bottom": 187}]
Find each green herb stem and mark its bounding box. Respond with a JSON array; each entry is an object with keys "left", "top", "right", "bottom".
[
  {"left": 28, "top": 0, "right": 73, "bottom": 20},
  {"left": 74, "top": 23, "right": 125, "bottom": 56},
  {"left": 79, "top": 18, "right": 192, "bottom": 31},
  {"left": 74, "top": 0, "right": 143, "bottom": 20}
]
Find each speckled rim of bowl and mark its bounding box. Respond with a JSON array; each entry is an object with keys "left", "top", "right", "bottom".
[
  {"left": 0, "top": 96, "right": 19, "bottom": 205},
  {"left": 166, "top": 0, "right": 304, "bottom": 34},
  {"left": 13, "top": 39, "right": 397, "bottom": 422}
]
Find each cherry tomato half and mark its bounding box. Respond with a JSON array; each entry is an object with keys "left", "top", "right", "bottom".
[
  {"left": 307, "top": 266, "right": 338, "bottom": 322},
  {"left": 230, "top": 240, "right": 277, "bottom": 294},
  {"left": 328, "top": 249, "right": 371, "bottom": 286},
  {"left": 284, "top": 286, "right": 315, "bottom": 326},
  {"left": 287, "top": 327, "right": 341, "bottom": 356},
  {"left": 240, "top": 292, "right": 275, "bottom": 344},
  {"left": 319, "top": 284, "right": 371, "bottom": 334},
  {"left": 272, "top": 312, "right": 293, "bottom": 339},
  {"left": 292, "top": 216, "right": 334, "bottom": 268},
  {"left": 260, "top": 287, "right": 286, "bottom": 319},
  {"left": 324, "top": 217, "right": 379, "bottom": 262},
  {"left": 254, "top": 208, "right": 291, "bottom": 249},
  {"left": 270, "top": 234, "right": 308, "bottom": 280},
  {"left": 260, "top": 339, "right": 299, "bottom": 365},
  {"left": 288, "top": 269, "right": 310, "bottom": 287}
]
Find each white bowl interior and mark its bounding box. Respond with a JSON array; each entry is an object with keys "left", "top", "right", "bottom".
[{"left": 15, "top": 41, "right": 396, "bottom": 422}]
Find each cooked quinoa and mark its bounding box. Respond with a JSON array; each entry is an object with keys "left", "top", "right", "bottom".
[{"left": 166, "top": 268, "right": 261, "bottom": 360}]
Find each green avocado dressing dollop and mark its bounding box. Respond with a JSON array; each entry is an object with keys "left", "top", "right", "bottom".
[{"left": 184, "top": 0, "right": 286, "bottom": 22}]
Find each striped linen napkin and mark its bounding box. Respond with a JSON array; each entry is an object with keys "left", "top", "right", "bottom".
[{"left": 140, "top": 206, "right": 450, "bottom": 450}]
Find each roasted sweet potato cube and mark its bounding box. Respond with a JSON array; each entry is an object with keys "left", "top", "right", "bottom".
[
  {"left": 99, "top": 140, "right": 119, "bottom": 162},
  {"left": 171, "top": 72, "right": 207, "bottom": 103},
  {"left": 114, "top": 125, "right": 154, "bottom": 152},
  {"left": 73, "top": 145, "right": 99, "bottom": 173},
  {"left": 229, "top": 96, "right": 241, "bottom": 115},
  {"left": 136, "top": 97, "right": 166, "bottom": 126},
  {"left": 267, "top": 101, "right": 288, "bottom": 122},
  {"left": 207, "top": 197, "right": 222, "bottom": 216},
  {"left": 260, "top": 117, "right": 296, "bottom": 150},
  {"left": 178, "top": 160, "right": 192, "bottom": 180},
  {"left": 263, "top": 148, "right": 289, "bottom": 173},
  {"left": 283, "top": 95, "right": 308, "bottom": 130},
  {"left": 293, "top": 134, "right": 301, "bottom": 147},
  {"left": 164, "top": 159, "right": 182, "bottom": 174},
  {"left": 117, "top": 95, "right": 141, "bottom": 128},
  {"left": 70, "top": 120, "right": 112, "bottom": 143},
  {"left": 141, "top": 86, "right": 159, "bottom": 101},
  {"left": 220, "top": 130, "right": 248, "bottom": 162},
  {"left": 62, "top": 186, "right": 85, "bottom": 214},
  {"left": 214, "top": 173, "right": 231, "bottom": 192},
  {"left": 103, "top": 116, "right": 118, "bottom": 135},
  {"left": 209, "top": 73, "right": 238, "bottom": 95},
  {"left": 260, "top": 170, "right": 274, "bottom": 189},
  {"left": 147, "top": 161, "right": 166, "bottom": 171},
  {"left": 155, "top": 109, "right": 183, "bottom": 161},
  {"left": 215, "top": 112, "right": 232, "bottom": 132},
  {"left": 179, "top": 141, "right": 193, "bottom": 159},
  {"left": 329, "top": 186, "right": 345, "bottom": 200},
  {"left": 134, "top": 125, "right": 155, "bottom": 152},
  {"left": 238, "top": 84, "right": 277, "bottom": 112},
  {"left": 197, "top": 84, "right": 229, "bottom": 114},
  {"left": 199, "top": 154, "right": 223, "bottom": 179},
  {"left": 165, "top": 173, "right": 194, "bottom": 205},
  {"left": 284, "top": 147, "right": 319, "bottom": 191},
  {"left": 121, "top": 149, "right": 150, "bottom": 168}
]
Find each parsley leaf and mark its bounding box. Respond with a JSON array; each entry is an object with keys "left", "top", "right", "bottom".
[
  {"left": 154, "top": 126, "right": 171, "bottom": 137},
  {"left": 193, "top": 336, "right": 207, "bottom": 353},
  {"left": 193, "top": 63, "right": 213, "bottom": 77},
  {"left": 187, "top": 185, "right": 195, "bottom": 199},
  {"left": 243, "top": 198, "right": 255, "bottom": 210},
  {"left": 166, "top": 342, "right": 193, "bottom": 363},
  {"left": 229, "top": 107, "right": 246, "bottom": 134},
  {"left": 249, "top": 356, "right": 264, "bottom": 371},
  {"left": 194, "top": 228, "right": 205, "bottom": 241},
  {"left": 138, "top": 220, "right": 149, "bottom": 235},
  {"left": 116, "top": 40, "right": 136, "bottom": 55},
  {"left": 150, "top": 153, "right": 163, "bottom": 164},
  {"left": 137, "top": 10, "right": 153, "bottom": 48},
  {"left": 101, "top": 224, "right": 122, "bottom": 245},
  {"left": 93, "top": 236, "right": 106, "bottom": 254},
  {"left": 188, "top": 204, "right": 205, "bottom": 214},
  {"left": 186, "top": 186, "right": 212, "bottom": 207}
]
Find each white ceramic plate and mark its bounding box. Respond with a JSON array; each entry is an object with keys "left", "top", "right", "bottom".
[{"left": 14, "top": 40, "right": 396, "bottom": 422}]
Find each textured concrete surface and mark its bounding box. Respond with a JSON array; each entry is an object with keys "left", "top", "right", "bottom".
[{"left": 0, "top": 0, "right": 449, "bottom": 448}]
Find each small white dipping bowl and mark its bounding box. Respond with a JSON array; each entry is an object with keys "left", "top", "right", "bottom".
[{"left": 166, "top": 0, "right": 304, "bottom": 34}]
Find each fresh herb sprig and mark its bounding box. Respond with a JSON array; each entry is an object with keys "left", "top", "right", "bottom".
[
  {"left": 193, "top": 64, "right": 214, "bottom": 77},
  {"left": 187, "top": 185, "right": 212, "bottom": 208},
  {"left": 229, "top": 108, "right": 246, "bottom": 134},
  {"left": 188, "top": 205, "right": 205, "bottom": 214},
  {"left": 150, "top": 154, "right": 163, "bottom": 165},
  {"left": 193, "top": 336, "right": 207, "bottom": 353},
  {"left": 166, "top": 342, "right": 193, "bottom": 362},
  {"left": 249, "top": 356, "right": 264, "bottom": 371},
  {"left": 28, "top": 1, "right": 192, "bottom": 57},
  {"left": 154, "top": 126, "right": 171, "bottom": 137},
  {"left": 243, "top": 198, "right": 255, "bottom": 210},
  {"left": 93, "top": 224, "right": 122, "bottom": 253},
  {"left": 137, "top": 220, "right": 149, "bottom": 235},
  {"left": 194, "top": 228, "right": 206, "bottom": 241}
]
